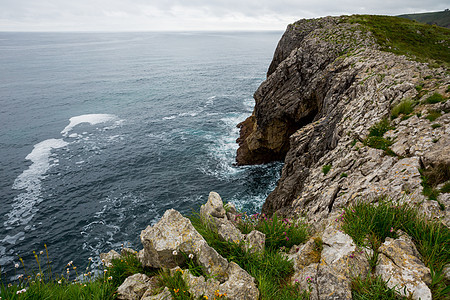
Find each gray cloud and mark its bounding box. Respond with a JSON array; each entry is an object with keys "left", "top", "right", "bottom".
[{"left": 0, "top": 0, "right": 448, "bottom": 31}]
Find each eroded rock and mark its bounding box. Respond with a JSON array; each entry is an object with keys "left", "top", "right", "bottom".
[
  {"left": 117, "top": 273, "right": 154, "bottom": 300},
  {"left": 375, "top": 231, "right": 432, "bottom": 300}
]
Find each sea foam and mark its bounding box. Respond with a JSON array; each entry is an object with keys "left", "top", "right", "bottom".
[{"left": 61, "top": 114, "right": 118, "bottom": 136}]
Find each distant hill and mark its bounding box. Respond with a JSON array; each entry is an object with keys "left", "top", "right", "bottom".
[{"left": 398, "top": 9, "right": 450, "bottom": 28}]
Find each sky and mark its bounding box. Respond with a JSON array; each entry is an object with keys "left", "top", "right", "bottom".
[{"left": 0, "top": 0, "right": 448, "bottom": 31}]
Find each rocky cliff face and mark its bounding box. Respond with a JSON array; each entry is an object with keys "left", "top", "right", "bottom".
[{"left": 237, "top": 16, "right": 450, "bottom": 225}]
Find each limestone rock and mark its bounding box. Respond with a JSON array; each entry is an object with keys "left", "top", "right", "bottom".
[
  {"left": 140, "top": 209, "right": 205, "bottom": 268},
  {"left": 200, "top": 192, "right": 226, "bottom": 219},
  {"left": 142, "top": 287, "right": 173, "bottom": 300},
  {"left": 292, "top": 263, "right": 318, "bottom": 300},
  {"left": 217, "top": 221, "right": 244, "bottom": 244},
  {"left": 117, "top": 273, "right": 154, "bottom": 300},
  {"left": 375, "top": 232, "right": 432, "bottom": 300},
  {"left": 316, "top": 225, "right": 371, "bottom": 300},
  {"left": 99, "top": 249, "right": 120, "bottom": 267},
  {"left": 121, "top": 247, "right": 137, "bottom": 256},
  {"left": 243, "top": 230, "right": 265, "bottom": 253},
  {"left": 220, "top": 262, "right": 260, "bottom": 300}
]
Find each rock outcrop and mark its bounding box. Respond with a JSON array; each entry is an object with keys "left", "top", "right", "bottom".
[{"left": 235, "top": 16, "right": 449, "bottom": 226}]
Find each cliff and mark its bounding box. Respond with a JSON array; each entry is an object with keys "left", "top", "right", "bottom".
[{"left": 236, "top": 15, "right": 450, "bottom": 226}]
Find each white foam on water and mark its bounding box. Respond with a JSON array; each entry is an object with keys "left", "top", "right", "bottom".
[
  {"left": 61, "top": 114, "right": 118, "bottom": 136},
  {"left": 163, "top": 115, "right": 176, "bottom": 120},
  {"left": 5, "top": 139, "right": 68, "bottom": 233},
  {"left": 200, "top": 114, "right": 244, "bottom": 179}
]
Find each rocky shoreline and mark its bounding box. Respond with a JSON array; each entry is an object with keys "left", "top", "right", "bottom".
[{"left": 103, "top": 15, "right": 449, "bottom": 300}]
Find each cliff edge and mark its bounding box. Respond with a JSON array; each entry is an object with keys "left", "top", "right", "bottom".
[{"left": 236, "top": 15, "right": 450, "bottom": 224}]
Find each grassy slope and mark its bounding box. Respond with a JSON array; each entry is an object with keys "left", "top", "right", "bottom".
[
  {"left": 398, "top": 10, "right": 450, "bottom": 28},
  {"left": 342, "top": 15, "right": 450, "bottom": 68}
]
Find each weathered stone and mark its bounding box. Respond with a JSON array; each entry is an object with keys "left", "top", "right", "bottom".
[
  {"left": 99, "top": 249, "right": 120, "bottom": 267},
  {"left": 117, "top": 273, "right": 154, "bottom": 300},
  {"left": 243, "top": 230, "right": 265, "bottom": 253},
  {"left": 170, "top": 267, "right": 221, "bottom": 299},
  {"left": 141, "top": 286, "right": 173, "bottom": 300},
  {"left": 375, "top": 231, "right": 432, "bottom": 300},
  {"left": 316, "top": 225, "right": 371, "bottom": 300},
  {"left": 291, "top": 263, "right": 318, "bottom": 300},
  {"left": 220, "top": 262, "right": 260, "bottom": 300},
  {"left": 287, "top": 237, "right": 321, "bottom": 271},
  {"left": 200, "top": 192, "right": 226, "bottom": 219},
  {"left": 140, "top": 209, "right": 204, "bottom": 268},
  {"left": 217, "top": 221, "right": 244, "bottom": 244}
]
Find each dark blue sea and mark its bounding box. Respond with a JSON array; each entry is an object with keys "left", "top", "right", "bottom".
[{"left": 0, "top": 31, "right": 283, "bottom": 277}]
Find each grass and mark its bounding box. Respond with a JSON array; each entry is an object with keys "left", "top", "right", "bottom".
[
  {"left": 341, "top": 200, "right": 450, "bottom": 299},
  {"left": 363, "top": 118, "right": 395, "bottom": 154},
  {"left": 432, "top": 123, "right": 442, "bottom": 129},
  {"left": 391, "top": 98, "right": 415, "bottom": 119},
  {"left": 322, "top": 165, "right": 332, "bottom": 175},
  {"left": 342, "top": 15, "right": 450, "bottom": 67},
  {"left": 0, "top": 248, "right": 116, "bottom": 300},
  {"left": 426, "top": 110, "right": 443, "bottom": 122},
  {"left": 341, "top": 172, "right": 348, "bottom": 178},
  {"left": 424, "top": 92, "right": 446, "bottom": 104},
  {"left": 189, "top": 213, "right": 310, "bottom": 300},
  {"left": 351, "top": 275, "right": 407, "bottom": 299}
]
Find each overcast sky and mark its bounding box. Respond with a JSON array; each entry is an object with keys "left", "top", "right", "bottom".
[{"left": 0, "top": 0, "right": 448, "bottom": 31}]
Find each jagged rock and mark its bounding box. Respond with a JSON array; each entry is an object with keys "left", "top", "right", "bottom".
[
  {"left": 443, "top": 264, "right": 450, "bottom": 283},
  {"left": 219, "top": 262, "right": 260, "bottom": 300},
  {"left": 316, "top": 225, "right": 371, "bottom": 300},
  {"left": 375, "top": 231, "right": 432, "bottom": 300},
  {"left": 292, "top": 263, "right": 318, "bottom": 300},
  {"left": 200, "top": 192, "right": 227, "bottom": 219},
  {"left": 288, "top": 237, "right": 321, "bottom": 271},
  {"left": 140, "top": 209, "right": 204, "bottom": 268},
  {"left": 243, "top": 230, "right": 265, "bottom": 253},
  {"left": 217, "top": 221, "right": 244, "bottom": 244},
  {"left": 225, "top": 202, "right": 238, "bottom": 221},
  {"left": 142, "top": 287, "right": 173, "bottom": 300},
  {"left": 234, "top": 16, "right": 449, "bottom": 225},
  {"left": 140, "top": 207, "right": 259, "bottom": 300},
  {"left": 117, "top": 273, "right": 154, "bottom": 300},
  {"left": 100, "top": 249, "right": 120, "bottom": 267}
]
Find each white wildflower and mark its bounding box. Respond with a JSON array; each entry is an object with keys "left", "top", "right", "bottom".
[
  {"left": 16, "top": 288, "right": 26, "bottom": 294},
  {"left": 40, "top": 251, "right": 44, "bottom": 255},
  {"left": 14, "top": 263, "right": 19, "bottom": 268},
  {"left": 188, "top": 254, "right": 194, "bottom": 259},
  {"left": 172, "top": 250, "right": 178, "bottom": 256}
]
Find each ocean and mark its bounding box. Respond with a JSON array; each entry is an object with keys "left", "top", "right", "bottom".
[{"left": 0, "top": 31, "right": 283, "bottom": 277}]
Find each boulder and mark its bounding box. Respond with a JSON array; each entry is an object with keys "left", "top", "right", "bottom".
[
  {"left": 316, "top": 226, "right": 371, "bottom": 299},
  {"left": 99, "top": 249, "right": 120, "bottom": 267},
  {"left": 375, "top": 231, "right": 432, "bottom": 300},
  {"left": 200, "top": 192, "right": 227, "bottom": 219},
  {"left": 117, "top": 273, "right": 155, "bottom": 300},
  {"left": 140, "top": 209, "right": 205, "bottom": 268}
]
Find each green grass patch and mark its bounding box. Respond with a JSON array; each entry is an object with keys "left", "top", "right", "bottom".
[
  {"left": 363, "top": 118, "right": 396, "bottom": 155},
  {"left": 108, "top": 253, "right": 158, "bottom": 288},
  {"left": 441, "top": 181, "right": 450, "bottom": 193},
  {"left": 391, "top": 98, "right": 415, "bottom": 119},
  {"left": 426, "top": 110, "right": 443, "bottom": 122},
  {"left": 0, "top": 247, "right": 116, "bottom": 300},
  {"left": 189, "top": 214, "right": 310, "bottom": 300},
  {"left": 158, "top": 269, "right": 214, "bottom": 300},
  {"left": 322, "top": 165, "right": 332, "bottom": 175},
  {"left": 424, "top": 92, "right": 446, "bottom": 104},
  {"left": 342, "top": 200, "right": 450, "bottom": 299},
  {"left": 432, "top": 123, "right": 442, "bottom": 129},
  {"left": 340, "top": 172, "right": 348, "bottom": 178},
  {"left": 351, "top": 275, "right": 406, "bottom": 299},
  {"left": 342, "top": 15, "right": 450, "bottom": 67}
]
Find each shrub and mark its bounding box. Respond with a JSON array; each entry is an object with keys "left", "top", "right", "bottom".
[
  {"left": 424, "top": 92, "right": 445, "bottom": 104},
  {"left": 391, "top": 99, "right": 415, "bottom": 119},
  {"left": 431, "top": 123, "right": 442, "bottom": 129},
  {"left": 426, "top": 110, "right": 442, "bottom": 122},
  {"left": 322, "top": 165, "right": 332, "bottom": 175},
  {"left": 340, "top": 173, "right": 348, "bottom": 178},
  {"left": 368, "top": 118, "right": 392, "bottom": 137}
]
